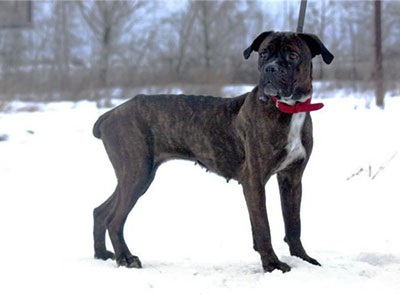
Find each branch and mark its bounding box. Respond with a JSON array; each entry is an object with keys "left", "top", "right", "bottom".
[
  {"left": 371, "top": 152, "right": 397, "bottom": 180},
  {"left": 76, "top": 1, "right": 103, "bottom": 40}
]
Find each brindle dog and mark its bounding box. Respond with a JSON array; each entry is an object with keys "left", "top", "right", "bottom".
[{"left": 92, "top": 31, "right": 333, "bottom": 273}]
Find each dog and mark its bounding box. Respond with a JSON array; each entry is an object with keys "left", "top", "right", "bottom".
[{"left": 92, "top": 31, "right": 333, "bottom": 273}]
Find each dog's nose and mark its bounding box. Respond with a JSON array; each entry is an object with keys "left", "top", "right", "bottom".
[{"left": 265, "top": 64, "right": 278, "bottom": 74}]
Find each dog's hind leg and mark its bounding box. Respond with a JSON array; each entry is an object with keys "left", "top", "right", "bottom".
[
  {"left": 93, "top": 189, "right": 117, "bottom": 260},
  {"left": 107, "top": 162, "right": 157, "bottom": 268}
]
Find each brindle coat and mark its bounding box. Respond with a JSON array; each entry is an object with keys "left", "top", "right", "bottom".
[{"left": 92, "top": 31, "right": 333, "bottom": 273}]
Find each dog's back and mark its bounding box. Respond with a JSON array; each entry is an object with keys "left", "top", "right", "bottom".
[
  {"left": 93, "top": 93, "right": 247, "bottom": 137},
  {"left": 93, "top": 93, "right": 248, "bottom": 179}
]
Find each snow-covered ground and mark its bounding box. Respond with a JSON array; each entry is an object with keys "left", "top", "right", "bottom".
[{"left": 1, "top": 87, "right": 399, "bottom": 299}]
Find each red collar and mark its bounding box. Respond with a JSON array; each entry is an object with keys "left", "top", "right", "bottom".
[{"left": 271, "top": 96, "right": 324, "bottom": 114}]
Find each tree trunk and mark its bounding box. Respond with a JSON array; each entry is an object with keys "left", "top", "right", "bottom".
[
  {"left": 200, "top": 2, "right": 211, "bottom": 71},
  {"left": 374, "top": 0, "right": 384, "bottom": 108}
]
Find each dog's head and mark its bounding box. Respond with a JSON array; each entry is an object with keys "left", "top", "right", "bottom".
[{"left": 243, "top": 31, "right": 333, "bottom": 102}]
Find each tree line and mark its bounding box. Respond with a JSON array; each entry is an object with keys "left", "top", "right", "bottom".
[{"left": 0, "top": 0, "right": 399, "bottom": 102}]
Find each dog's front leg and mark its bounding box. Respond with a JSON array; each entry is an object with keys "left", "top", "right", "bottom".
[
  {"left": 241, "top": 173, "right": 291, "bottom": 273},
  {"left": 277, "top": 169, "right": 321, "bottom": 266}
]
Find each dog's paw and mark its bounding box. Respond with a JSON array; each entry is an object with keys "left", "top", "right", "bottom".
[
  {"left": 289, "top": 247, "right": 321, "bottom": 266},
  {"left": 262, "top": 258, "right": 291, "bottom": 273},
  {"left": 95, "top": 250, "right": 115, "bottom": 261},
  {"left": 117, "top": 254, "right": 142, "bottom": 268},
  {"left": 285, "top": 239, "right": 321, "bottom": 267},
  {"left": 300, "top": 255, "right": 321, "bottom": 267}
]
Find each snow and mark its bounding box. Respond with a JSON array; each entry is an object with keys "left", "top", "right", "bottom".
[{"left": 1, "top": 89, "right": 400, "bottom": 299}]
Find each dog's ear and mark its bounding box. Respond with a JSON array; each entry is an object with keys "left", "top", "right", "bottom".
[
  {"left": 298, "top": 33, "right": 334, "bottom": 64},
  {"left": 243, "top": 31, "right": 274, "bottom": 60}
]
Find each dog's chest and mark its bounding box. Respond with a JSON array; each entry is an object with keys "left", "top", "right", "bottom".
[{"left": 276, "top": 113, "right": 306, "bottom": 172}]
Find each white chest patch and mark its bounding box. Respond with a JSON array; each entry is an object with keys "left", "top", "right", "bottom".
[{"left": 276, "top": 112, "right": 307, "bottom": 172}]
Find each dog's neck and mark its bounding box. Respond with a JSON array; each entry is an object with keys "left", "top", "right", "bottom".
[{"left": 258, "top": 92, "right": 323, "bottom": 114}]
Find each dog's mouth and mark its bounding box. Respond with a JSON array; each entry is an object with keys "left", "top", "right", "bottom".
[
  {"left": 261, "top": 80, "right": 311, "bottom": 104},
  {"left": 263, "top": 82, "right": 279, "bottom": 96},
  {"left": 262, "top": 82, "right": 294, "bottom": 101}
]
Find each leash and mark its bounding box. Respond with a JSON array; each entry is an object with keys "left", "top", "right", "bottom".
[
  {"left": 297, "top": 0, "right": 307, "bottom": 33},
  {"left": 270, "top": 0, "right": 323, "bottom": 114}
]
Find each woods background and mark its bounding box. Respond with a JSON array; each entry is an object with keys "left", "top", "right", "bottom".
[{"left": 0, "top": 0, "right": 399, "bottom": 103}]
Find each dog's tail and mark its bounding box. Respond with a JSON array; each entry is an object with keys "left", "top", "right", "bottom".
[{"left": 93, "top": 110, "right": 112, "bottom": 139}]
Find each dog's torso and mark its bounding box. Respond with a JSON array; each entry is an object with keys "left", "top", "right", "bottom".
[{"left": 96, "top": 87, "right": 311, "bottom": 184}]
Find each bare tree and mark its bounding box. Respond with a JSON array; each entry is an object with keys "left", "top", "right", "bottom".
[
  {"left": 374, "top": 0, "right": 384, "bottom": 108},
  {"left": 186, "top": 0, "right": 249, "bottom": 83},
  {"left": 53, "top": 1, "right": 71, "bottom": 75},
  {"left": 0, "top": 29, "right": 26, "bottom": 94},
  {"left": 307, "top": 0, "right": 335, "bottom": 79},
  {"left": 51, "top": 1, "right": 84, "bottom": 95},
  {"left": 1, "top": 0, "right": 400, "bottom": 103},
  {"left": 175, "top": 8, "right": 199, "bottom": 77},
  {"left": 77, "top": 1, "right": 148, "bottom": 88}
]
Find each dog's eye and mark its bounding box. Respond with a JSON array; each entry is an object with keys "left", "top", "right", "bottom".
[
  {"left": 288, "top": 52, "right": 299, "bottom": 61},
  {"left": 260, "top": 51, "right": 268, "bottom": 58}
]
